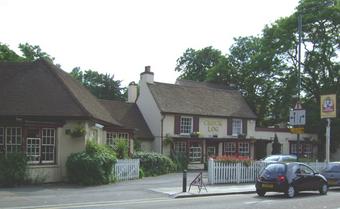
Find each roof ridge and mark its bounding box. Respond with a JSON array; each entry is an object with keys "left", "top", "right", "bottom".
[
  {"left": 152, "top": 81, "right": 239, "bottom": 93},
  {"left": 36, "top": 59, "right": 92, "bottom": 118}
]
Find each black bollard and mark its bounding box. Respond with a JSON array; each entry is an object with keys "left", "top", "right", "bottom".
[{"left": 182, "top": 170, "right": 187, "bottom": 192}]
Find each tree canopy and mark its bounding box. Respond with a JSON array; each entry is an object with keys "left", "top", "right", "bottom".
[{"left": 175, "top": 0, "right": 340, "bottom": 158}]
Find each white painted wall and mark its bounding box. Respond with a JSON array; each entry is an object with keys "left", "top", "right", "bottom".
[
  {"left": 253, "top": 129, "right": 318, "bottom": 155},
  {"left": 136, "top": 71, "right": 162, "bottom": 152}
]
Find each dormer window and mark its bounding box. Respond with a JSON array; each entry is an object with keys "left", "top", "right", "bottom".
[
  {"left": 180, "top": 116, "right": 193, "bottom": 135},
  {"left": 232, "top": 119, "right": 242, "bottom": 136}
]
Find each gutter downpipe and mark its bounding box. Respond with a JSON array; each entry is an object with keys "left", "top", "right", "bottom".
[{"left": 161, "top": 114, "right": 165, "bottom": 154}]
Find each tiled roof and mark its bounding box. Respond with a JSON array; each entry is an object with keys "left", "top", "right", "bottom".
[
  {"left": 0, "top": 59, "right": 120, "bottom": 126},
  {"left": 148, "top": 80, "right": 257, "bottom": 119},
  {"left": 99, "top": 100, "right": 154, "bottom": 139}
]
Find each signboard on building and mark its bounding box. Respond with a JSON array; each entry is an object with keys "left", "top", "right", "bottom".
[{"left": 320, "top": 94, "right": 337, "bottom": 118}]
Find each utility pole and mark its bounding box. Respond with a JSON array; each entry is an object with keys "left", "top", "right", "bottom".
[{"left": 296, "top": 14, "right": 302, "bottom": 161}]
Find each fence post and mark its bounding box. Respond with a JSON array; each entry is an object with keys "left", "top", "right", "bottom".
[
  {"left": 236, "top": 163, "right": 241, "bottom": 184},
  {"left": 208, "top": 158, "right": 214, "bottom": 185}
]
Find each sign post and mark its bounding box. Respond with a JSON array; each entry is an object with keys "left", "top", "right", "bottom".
[
  {"left": 320, "top": 94, "right": 337, "bottom": 163},
  {"left": 289, "top": 102, "right": 306, "bottom": 161}
]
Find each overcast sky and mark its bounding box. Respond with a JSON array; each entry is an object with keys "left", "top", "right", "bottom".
[{"left": 0, "top": 0, "right": 299, "bottom": 86}]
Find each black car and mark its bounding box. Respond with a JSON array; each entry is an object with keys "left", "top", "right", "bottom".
[
  {"left": 321, "top": 162, "right": 340, "bottom": 187},
  {"left": 255, "top": 162, "right": 328, "bottom": 198}
]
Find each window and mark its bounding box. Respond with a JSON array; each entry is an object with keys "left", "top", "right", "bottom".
[
  {"left": 41, "top": 128, "right": 56, "bottom": 163},
  {"left": 6, "top": 127, "right": 22, "bottom": 153},
  {"left": 224, "top": 142, "right": 236, "bottom": 155},
  {"left": 106, "top": 132, "right": 129, "bottom": 148},
  {"left": 27, "top": 138, "right": 41, "bottom": 164},
  {"left": 174, "top": 141, "right": 186, "bottom": 153},
  {"left": 207, "top": 146, "right": 217, "bottom": 157},
  {"left": 189, "top": 144, "right": 202, "bottom": 162},
  {"left": 303, "top": 144, "right": 312, "bottom": 155},
  {"left": 290, "top": 143, "right": 302, "bottom": 155},
  {"left": 238, "top": 142, "right": 249, "bottom": 156},
  {"left": 232, "top": 119, "right": 242, "bottom": 136},
  {"left": 180, "top": 116, "right": 193, "bottom": 135},
  {"left": 0, "top": 127, "right": 4, "bottom": 153}
]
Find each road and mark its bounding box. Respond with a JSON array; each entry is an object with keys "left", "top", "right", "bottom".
[{"left": 2, "top": 191, "right": 340, "bottom": 209}]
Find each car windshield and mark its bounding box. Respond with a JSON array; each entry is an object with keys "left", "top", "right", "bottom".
[{"left": 260, "top": 164, "right": 286, "bottom": 178}]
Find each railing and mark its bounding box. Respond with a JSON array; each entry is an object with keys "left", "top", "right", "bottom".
[
  {"left": 208, "top": 159, "right": 327, "bottom": 185},
  {"left": 114, "top": 159, "right": 140, "bottom": 181}
]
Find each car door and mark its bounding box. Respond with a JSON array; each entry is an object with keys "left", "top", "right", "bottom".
[{"left": 299, "top": 164, "right": 317, "bottom": 190}]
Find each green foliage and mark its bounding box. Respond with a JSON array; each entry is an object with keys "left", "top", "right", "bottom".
[
  {"left": 0, "top": 42, "right": 53, "bottom": 62},
  {"left": 0, "top": 153, "right": 28, "bottom": 187},
  {"left": 112, "top": 139, "right": 129, "bottom": 159},
  {"left": 133, "top": 140, "right": 142, "bottom": 152},
  {"left": 132, "top": 152, "right": 176, "bottom": 177},
  {"left": 171, "top": 152, "right": 188, "bottom": 171},
  {"left": 66, "top": 141, "right": 117, "bottom": 185},
  {"left": 139, "top": 168, "right": 144, "bottom": 178},
  {"left": 70, "top": 67, "right": 126, "bottom": 101}
]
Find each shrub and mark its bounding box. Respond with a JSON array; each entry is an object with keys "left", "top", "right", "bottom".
[
  {"left": 132, "top": 152, "right": 176, "bottom": 177},
  {"left": 214, "top": 155, "right": 253, "bottom": 166},
  {"left": 112, "top": 139, "right": 129, "bottom": 159},
  {"left": 171, "top": 152, "right": 188, "bottom": 171},
  {"left": 66, "top": 141, "right": 117, "bottom": 185},
  {"left": 0, "top": 153, "right": 28, "bottom": 187}
]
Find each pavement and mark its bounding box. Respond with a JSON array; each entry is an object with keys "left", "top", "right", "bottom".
[
  {"left": 150, "top": 183, "right": 256, "bottom": 198},
  {"left": 148, "top": 171, "right": 256, "bottom": 198}
]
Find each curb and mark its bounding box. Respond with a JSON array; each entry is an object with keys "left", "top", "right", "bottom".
[{"left": 172, "top": 190, "right": 256, "bottom": 198}]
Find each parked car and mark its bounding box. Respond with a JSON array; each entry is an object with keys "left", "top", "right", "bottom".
[
  {"left": 261, "top": 155, "right": 297, "bottom": 162},
  {"left": 255, "top": 162, "right": 328, "bottom": 198},
  {"left": 320, "top": 162, "right": 340, "bottom": 187}
]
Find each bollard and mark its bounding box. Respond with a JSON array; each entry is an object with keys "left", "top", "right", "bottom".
[{"left": 182, "top": 170, "right": 187, "bottom": 192}]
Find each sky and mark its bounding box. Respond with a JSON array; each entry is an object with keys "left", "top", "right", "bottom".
[{"left": 0, "top": 0, "right": 300, "bottom": 87}]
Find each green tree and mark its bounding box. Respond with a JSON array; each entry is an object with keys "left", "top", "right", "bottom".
[
  {"left": 175, "top": 47, "right": 224, "bottom": 81},
  {"left": 70, "top": 67, "right": 127, "bottom": 101},
  {"left": 0, "top": 42, "right": 53, "bottom": 62},
  {"left": 272, "top": 134, "right": 281, "bottom": 155}
]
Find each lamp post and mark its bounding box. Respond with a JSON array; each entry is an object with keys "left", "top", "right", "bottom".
[{"left": 296, "top": 14, "right": 302, "bottom": 162}]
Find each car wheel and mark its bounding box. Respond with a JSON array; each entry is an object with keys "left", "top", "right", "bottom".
[
  {"left": 256, "top": 189, "right": 266, "bottom": 197},
  {"left": 286, "top": 186, "right": 295, "bottom": 198},
  {"left": 319, "top": 182, "right": 328, "bottom": 195}
]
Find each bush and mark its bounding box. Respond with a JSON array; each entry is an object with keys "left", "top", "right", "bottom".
[
  {"left": 132, "top": 152, "right": 176, "bottom": 177},
  {"left": 0, "top": 153, "right": 28, "bottom": 187},
  {"left": 66, "top": 141, "right": 117, "bottom": 185},
  {"left": 112, "top": 139, "right": 129, "bottom": 159},
  {"left": 214, "top": 155, "right": 253, "bottom": 167},
  {"left": 171, "top": 152, "right": 188, "bottom": 171}
]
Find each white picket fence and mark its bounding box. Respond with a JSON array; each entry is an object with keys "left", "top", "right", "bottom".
[
  {"left": 114, "top": 159, "right": 140, "bottom": 181},
  {"left": 208, "top": 159, "right": 327, "bottom": 185}
]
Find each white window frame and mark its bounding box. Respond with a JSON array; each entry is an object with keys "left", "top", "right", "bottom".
[
  {"left": 6, "top": 127, "right": 22, "bottom": 153},
  {"left": 224, "top": 142, "right": 236, "bottom": 155},
  {"left": 106, "top": 132, "right": 129, "bottom": 148},
  {"left": 26, "top": 138, "right": 41, "bottom": 164},
  {"left": 41, "top": 128, "right": 56, "bottom": 164},
  {"left": 174, "top": 141, "right": 187, "bottom": 153},
  {"left": 238, "top": 142, "right": 250, "bottom": 156},
  {"left": 189, "top": 144, "right": 202, "bottom": 163},
  {"left": 304, "top": 144, "right": 312, "bottom": 154},
  {"left": 180, "top": 116, "right": 193, "bottom": 135},
  {"left": 290, "top": 143, "right": 302, "bottom": 155},
  {"left": 207, "top": 146, "right": 217, "bottom": 157},
  {"left": 232, "top": 119, "right": 242, "bottom": 136}
]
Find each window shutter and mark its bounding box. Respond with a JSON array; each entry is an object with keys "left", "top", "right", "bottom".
[
  {"left": 174, "top": 115, "right": 180, "bottom": 134},
  {"left": 227, "top": 118, "right": 232, "bottom": 136},
  {"left": 193, "top": 116, "right": 199, "bottom": 132},
  {"left": 242, "top": 119, "right": 247, "bottom": 135}
]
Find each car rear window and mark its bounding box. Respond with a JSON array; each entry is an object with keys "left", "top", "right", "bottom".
[
  {"left": 264, "top": 156, "right": 280, "bottom": 161},
  {"left": 260, "top": 164, "right": 286, "bottom": 178}
]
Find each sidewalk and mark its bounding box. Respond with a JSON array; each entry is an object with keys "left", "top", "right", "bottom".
[{"left": 150, "top": 183, "right": 256, "bottom": 198}]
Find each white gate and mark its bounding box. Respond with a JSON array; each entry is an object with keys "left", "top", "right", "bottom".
[{"left": 114, "top": 159, "right": 140, "bottom": 181}]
